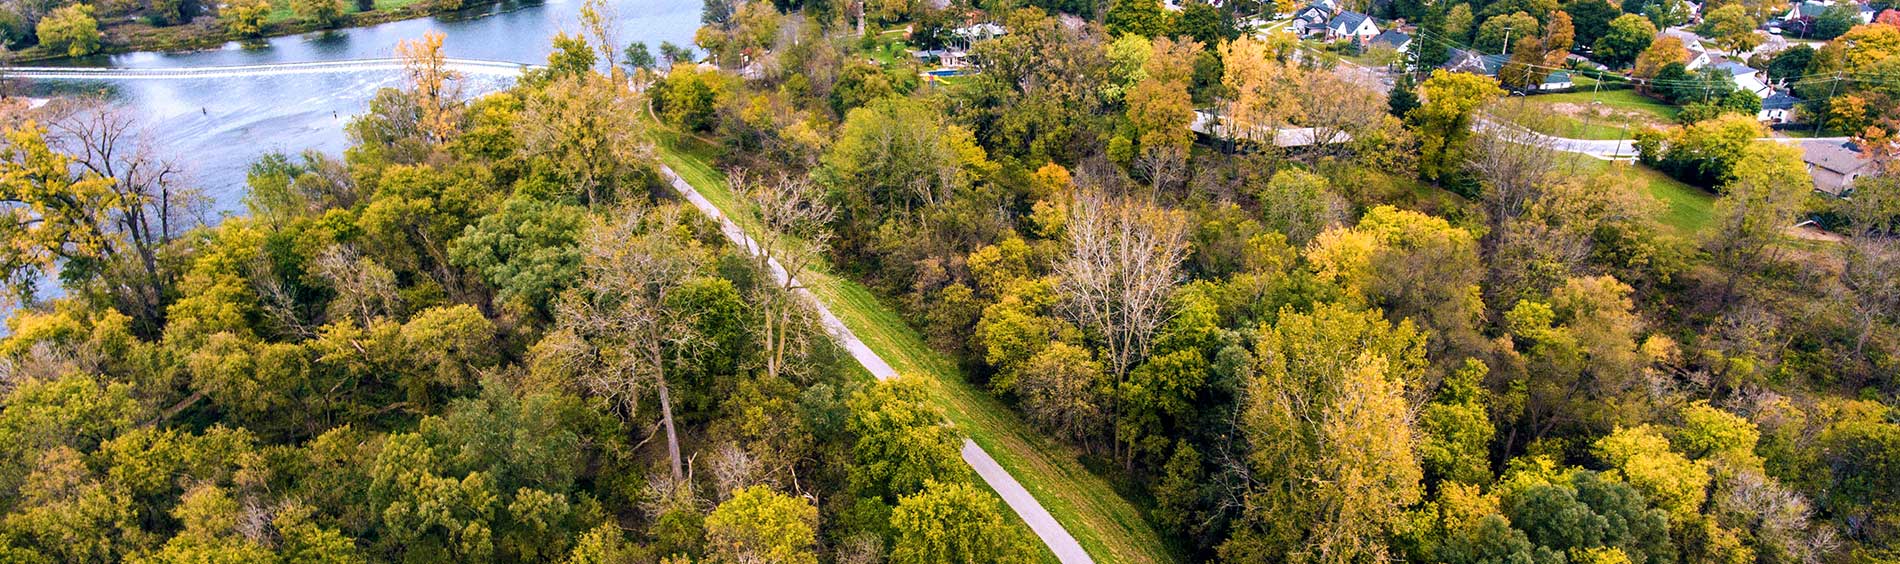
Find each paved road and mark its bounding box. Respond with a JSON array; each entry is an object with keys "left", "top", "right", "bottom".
[
  {"left": 657, "top": 165, "right": 1095, "bottom": 564},
  {"left": 1475, "top": 116, "right": 1854, "bottom": 160}
]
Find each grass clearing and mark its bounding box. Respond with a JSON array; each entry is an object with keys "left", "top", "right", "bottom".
[
  {"left": 1515, "top": 89, "right": 1680, "bottom": 140},
  {"left": 650, "top": 124, "right": 1177, "bottom": 564},
  {"left": 1567, "top": 155, "right": 1715, "bottom": 235}
]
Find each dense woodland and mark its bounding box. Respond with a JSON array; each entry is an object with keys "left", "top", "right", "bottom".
[{"left": 0, "top": 0, "right": 1898, "bottom": 562}]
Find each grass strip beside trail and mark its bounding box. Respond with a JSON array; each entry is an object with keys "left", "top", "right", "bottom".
[
  {"left": 1567, "top": 155, "right": 1714, "bottom": 235},
  {"left": 651, "top": 127, "right": 1177, "bottom": 564}
]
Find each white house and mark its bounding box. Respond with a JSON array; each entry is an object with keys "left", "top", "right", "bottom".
[
  {"left": 1759, "top": 90, "right": 1800, "bottom": 122},
  {"left": 1710, "top": 59, "right": 1773, "bottom": 97},
  {"left": 1324, "top": 11, "right": 1380, "bottom": 43}
]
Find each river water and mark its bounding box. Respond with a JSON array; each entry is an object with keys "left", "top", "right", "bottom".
[{"left": 25, "top": 0, "right": 701, "bottom": 211}]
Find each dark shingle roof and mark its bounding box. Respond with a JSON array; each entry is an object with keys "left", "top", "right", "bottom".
[
  {"left": 1762, "top": 90, "right": 1800, "bottom": 110},
  {"left": 1369, "top": 29, "right": 1410, "bottom": 48},
  {"left": 1330, "top": 10, "right": 1371, "bottom": 31}
]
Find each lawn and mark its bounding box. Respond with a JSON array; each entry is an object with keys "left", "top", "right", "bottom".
[
  {"left": 1515, "top": 88, "right": 1681, "bottom": 140},
  {"left": 1569, "top": 155, "right": 1715, "bottom": 234},
  {"left": 650, "top": 125, "right": 1178, "bottom": 564}
]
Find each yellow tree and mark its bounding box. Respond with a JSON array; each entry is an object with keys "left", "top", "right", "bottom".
[
  {"left": 1219, "top": 34, "right": 1302, "bottom": 147},
  {"left": 0, "top": 122, "right": 119, "bottom": 303},
  {"left": 397, "top": 32, "right": 463, "bottom": 145},
  {"left": 1408, "top": 70, "right": 1503, "bottom": 182}
]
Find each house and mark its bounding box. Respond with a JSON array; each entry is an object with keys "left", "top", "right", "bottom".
[
  {"left": 1802, "top": 140, "right": 1874, "bottom": 195},
  {"left": 1369, "top": 29, "right": 1411, "bottom": 51},
  {"left": 1710, "top": 59, "right": 1773, "bottom": 97},
  {"left": 1293, "top": 4, "right": 1336, "bottom": 37},
  {"left": 1784, "top": 0, "right": 1831, "bottom": 22},
  {"left": 1759, "top": 90, "right": 1800, "bottom": 122},
  {"left": 1324, "top": 11, "right": 1380, "bottom": 43},
  {"left": 1443, "top": 48, "right": 1574, "bottom": 90}
]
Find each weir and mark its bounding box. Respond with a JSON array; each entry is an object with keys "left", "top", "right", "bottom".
[{"left": 2, "top": 57, "right": 541, "bottom": 80}]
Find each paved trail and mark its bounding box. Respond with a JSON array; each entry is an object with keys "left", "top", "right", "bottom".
[{"left": 657, "top": 165, "right": 1095, "bottom": 564}]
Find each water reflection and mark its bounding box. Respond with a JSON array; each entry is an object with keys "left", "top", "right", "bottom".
[{"left": 21, "top": 0, "right": 700, "bottom": 209}]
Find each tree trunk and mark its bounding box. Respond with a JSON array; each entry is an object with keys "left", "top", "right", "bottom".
[{"left": 658, "top": 372, "right": 684, "bottom": 481}]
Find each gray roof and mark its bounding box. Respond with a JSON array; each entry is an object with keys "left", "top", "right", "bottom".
[
  {"left": 1791, "top": 1, "right": 1828, "bottom": 18},
  {"left": 1444, "top": 48, "right": 1509, "bottom": 75},
  {"left": 1369, "top": 29, "right": 1410, "bottom": 48},
  {"left": 1762, "top": 90, "right": 1800, "bottom": 110},
  {"left": 1329, "top": 10, "right": 1371, "bottom": 31},
  {"left": 1712, "top": 60, "right": 1757, "bottom": 76},
  {"left": 1803, "top": 141, "right": 1871, "bottom": 175}
]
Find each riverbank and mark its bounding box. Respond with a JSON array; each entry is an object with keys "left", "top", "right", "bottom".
[{"left": 6, "top": 0, "right": 497, "bottom": 63}]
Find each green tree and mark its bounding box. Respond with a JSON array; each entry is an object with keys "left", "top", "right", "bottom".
[
  {"left": 888, "top": 480, "right": 1037, "bottom": 564},
  {"left": 846, "top": 378, "right": 969, "bottom": 501},
  {"left": 1594, "top": 14, "right": 1657, "bottom": 68},
  {"left": 1421, "top": 360, "right": 1497, "bottom": 485},
  {"left": 1698, "top": 5, "right": 1762, "bottom": 54},
  {"left": 704, "top": 486, "right": 819, "bottom": 564},
  {"left": 1811, "top": 3, "right": 1858, "bottom": 40},
  {"left": 368, "top": 433, "right": 500, "bottom": 561},
  {"left": 292, "top": 0, "right": 345, "bottom": 26},
  {"left": 1476, "top": 12, "right": 1540, "bottom": 53},
  {"left": 1410, "top": 70, "right": 1504, "bottom": 182},
  {"left": 1106, "top": 0, "right": 1172, "bottom": 37},
  {"left": 448, "top": 195, "right": 585, "bottom": 317},
  {"left": 1563, "top": 0, "right": 1620, "bottom": 49},
  {"left": 517, "top": 71, "right": 651, "bottom": 207},
  {"left": 219, "top": 0, "right": 271, "bottom": 37},
  {"left": 34, "top": 4, "right": 98, "bottom": 57}
]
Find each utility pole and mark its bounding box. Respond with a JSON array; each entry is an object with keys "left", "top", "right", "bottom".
[
  {"left": 1501, "top": 26, "right": 1512, "bottom": 56},
  {"left": 1814, "top": 70, "right": 1841, "bottom": 137}
]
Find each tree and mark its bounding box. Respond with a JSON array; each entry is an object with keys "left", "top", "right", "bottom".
[
  {"left": 704, "top": 486, "right": 819, "bottom": 564},
  {"left": 1219, "top": 34, "right": 1302, "bottom": 148},
  {"left": 219, "top": 0, "right": 270, "bottom": 37},
  {"left": 448, "top": 195, "right": 585, "bottom": 317},
  {"left": 578, "top": 0, "right": 619, "bottom": 70},
  {"left": 1447, "top": 3, "right": 1476, "bottom": 40},
  {"left": 1057, "top": 189, "right": 1189, "bottom": 386},
  {"left": 731, "top": 168, "right": 833, "bottom": 383},
  {"left": 1643, "top": 0, "right": 1693, "bottom": 28},
  {"left": 1500, "top": 11, "right": 1574, "bottom": 89},
  {"left": 1811, "top": 3, "right": 1858, "bottom": 40},
  {"left": 846, "top": 378, "right": 969, "bottom": 501},
  {"left": 1176, "top": 2, "right": 1237, "bottom": 46},
  {"left": 1421, "top": 360, "right": 1496, "bottom": 485},
  {"left": 1306, "top": 206, "right": 1486, "bottom": 357},
  {"left": 397, "top": 32, "right": 464, "bottom": 145},
  {"left": 1476, "top": 12, "right": 1540, "bottom": 54},
  {"left": 292, "top": 0, "right": 345, "bottom": 27},
  {"left": 552, "top": 205, "right": 709, "bottom": 482},
  {"left": 1632, "top": 36, "right": 1688, "bottom": 82},
  {"left": 624, "top": 41, "right": 657, "bottom": 71},
  {"left": 1497, "top": 275, "right": 1649, "bottom": 448},
  {"left": 1699, "top": 5, "right": 1764, "bottom": 53},
  {"left": 1106, "top": 0, "right": 1172, "bottom": 37},
  {"left": 888, "top": 480, "right": 1037, "bottom": 564},
  {"left": 1232, "top": 302, "right": 1427, "bottom": 562},
  {"left": 1706, "top": 142, "right": 1807, "bottom": 293},
  {"left": 368, "top": 433, "right": 500, "bottom": 561},
  {"left": 1017, "top": 342, "right": 1108, "bottom": 445},
  {"left": 1388, "top": 74, "right": 1420, "bottom": 118},
  {"left": 517, "top": 72, "right": 651, "bottom": 207},
  {"left": 1409, "top": 69, "right": 1504, "bottom": 182},
  {"left": 1252, "top": 168, "right": 1345, "bottom": 244},
  {"left": 1564, "top": 0, "right": 1620, "bottom": 49},
  {"left": 34, "top": 4, "right": 97, "bottom": 57},
  {"left": 1595, "top": 14, "right": 1657, "bottom": 68},
  {"left": 0, "top": 122, "right": 121, "bottom": 305},
  {"left": 1593, "top": 426, "right": 1711, "bottom": 519}
]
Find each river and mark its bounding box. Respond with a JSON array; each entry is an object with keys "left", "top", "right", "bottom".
[{"left": 24, "top": 0, "right": 702, "bottom": 211}]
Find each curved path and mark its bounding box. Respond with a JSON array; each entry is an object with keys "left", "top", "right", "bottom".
[
  {"left": 3, "top": 57, "right": 539, "bottom": 80},
  {"left": 1475, "top": 116, "right": 1853, "bottom": 160},
  {"left": 656, "top": 164, "right": 1095, "bottom": 564}
]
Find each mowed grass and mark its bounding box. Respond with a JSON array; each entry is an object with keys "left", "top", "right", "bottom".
[
  {"left": 650, "top": 126, "right": 1176, "bottom": 564},
  {"left": 1568, "top": 155, "right": 1715, "bottom": 234},
  {"left": 1517, "top": 88, "right": 1681, "bottom": 140}
]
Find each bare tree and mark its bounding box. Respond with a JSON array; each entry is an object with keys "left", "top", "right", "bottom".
[
  {"left": 47, "top": 102, "right": 208, "bottom": 334},
  {"left": 1056, "top": 187, "right": 1190, "bottom": 384},
  {"left": 732, "top": 168, "right": 834, "bottom": 383},
  {"left": 579, "top": 0, "right": 620, "bottom": 72},
  {"left": 1298, "top": 70, "right": 1385, "bottom": 159},
  {"left": 1838, "top": 235, "right": 1900, "bottom": 363},
  {"left": 1466, "top": 100, "right": 1565, "bottom": 225},
  {"left": 556, "top": 204, "right": 706, "bottom": 481}
]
